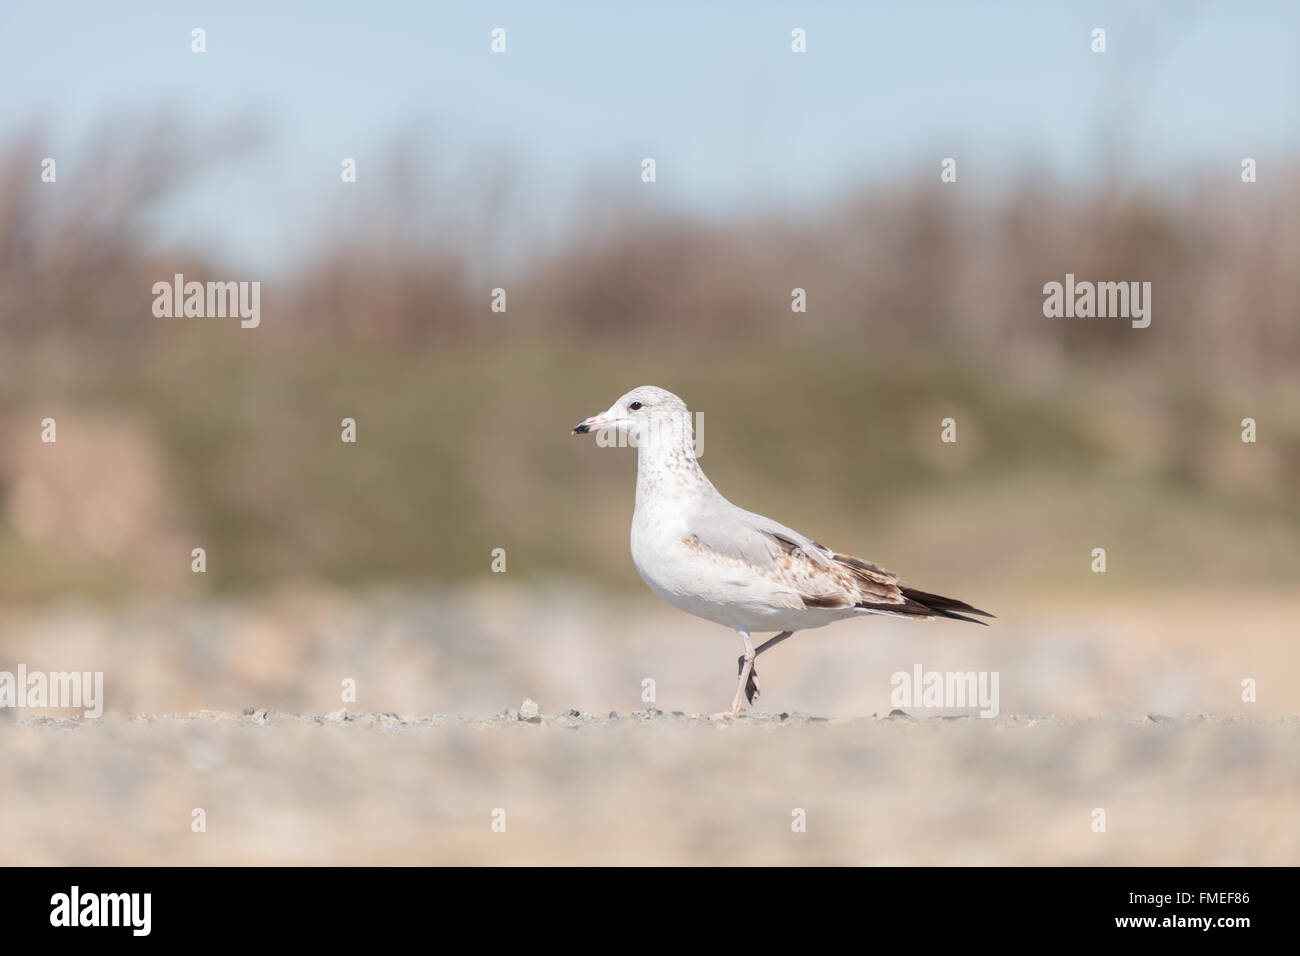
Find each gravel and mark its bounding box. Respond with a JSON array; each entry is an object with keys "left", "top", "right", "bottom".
[{"left": 4, "top": 707, "right": 1295, "bottom": 865}]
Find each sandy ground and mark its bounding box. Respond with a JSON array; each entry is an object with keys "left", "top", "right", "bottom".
[
  {"left": 3, "top": 708, "right": 1297, "bottom": 865},
  {"left": 2, "top": 585, "right": 1297, "bottom": 719},
  {"left": 2, "top": 587, "right": 1297, "bottom": 865}
]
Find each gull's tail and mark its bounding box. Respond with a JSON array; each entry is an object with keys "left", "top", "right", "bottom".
[
  {"left": 854, "top": 587, "right": 995, "bottom": 625},
  {"left": 899, "top": 587, "right": 994, "bottom": 625}
]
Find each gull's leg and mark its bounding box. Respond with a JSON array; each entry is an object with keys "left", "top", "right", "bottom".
[
  {"left": 730, "top": 629, "right": 756, "bottom": 716},
  {"left": 737, "top": 630, "right": 794, "bottom": 705}
]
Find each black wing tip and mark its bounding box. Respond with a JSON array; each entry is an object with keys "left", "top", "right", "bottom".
[
  {"left": 899, "top": 587, "right": 995, "bottom": 624},
  {"left": 932, "top": 608, "right": 991, "bottom": 626}
]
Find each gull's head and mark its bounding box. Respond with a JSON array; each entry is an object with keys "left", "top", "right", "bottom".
[{"left": 571, "top": 386, "right": 690, "bottom": 447}]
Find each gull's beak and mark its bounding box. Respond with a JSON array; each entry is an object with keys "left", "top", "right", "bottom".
[{"left": 572, "top": 414, "right": 608, "bottom": 435}]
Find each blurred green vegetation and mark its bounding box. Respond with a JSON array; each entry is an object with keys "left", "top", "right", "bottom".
[
  {"left": 1, "top": 127, "right": 1297, "bottom": 603},
  {"left": 4, "top": 332, "right": 1297, "bottom": 602}
]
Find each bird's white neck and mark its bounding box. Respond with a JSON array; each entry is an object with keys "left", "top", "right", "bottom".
[{"left": 633, "top": 418, "right": 715, "bottom": 512}]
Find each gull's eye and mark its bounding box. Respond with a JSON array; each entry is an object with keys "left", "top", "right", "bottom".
[{"left": 629, "top": 401, "right": 644, "bottom": 410}]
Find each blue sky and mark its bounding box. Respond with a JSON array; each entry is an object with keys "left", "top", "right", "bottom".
[{"left": 3, "top": 1, "right": 1297, "bottom": 271}]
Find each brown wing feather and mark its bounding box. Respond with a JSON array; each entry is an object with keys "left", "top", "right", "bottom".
[
  {"left": 685, "top": 530, "right": 992, "bottom": 625},
  {"left": 825, "top": 552, "right": 994, "bottom": 625}
]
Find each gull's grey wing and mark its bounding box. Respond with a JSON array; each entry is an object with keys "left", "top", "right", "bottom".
[
  {"left": 683, "top": 500, "right": 907, "bottom": 609},
  {"left": 682, "top": 499, "right": 992, "bottom": 623},
  {"left": 686, "top": 499, "right": 833, "bottom": 568}
]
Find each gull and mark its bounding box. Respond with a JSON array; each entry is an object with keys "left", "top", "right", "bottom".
[{"left": 572, "top": 385, "right": 993, "bottom": 716}]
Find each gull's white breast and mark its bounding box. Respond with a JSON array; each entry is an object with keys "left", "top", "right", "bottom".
[{"left": 630, "top": 496, "right": 841, "bottom": 633}]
